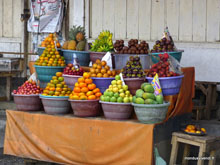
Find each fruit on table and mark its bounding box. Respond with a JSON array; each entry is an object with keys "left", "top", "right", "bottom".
[
  {"left": 134, "top": 83, "right": 164, "bottom": 104},
  {"left": 62, "top": 25, "right": 87, "bottom": 51},
  {"left": 89, "top": 59, "right": 116, "bottom": 78},
  {"left": 40, "top": 33, "right": 61, "bottom": 48},
  {"left": 63, "top": 64, "right": 84, "bottom": 76},
  {"left": 90, "top": 30, "right": 114, "bottom": 52},
  {"left": 13, "top": 80, "right": 43, "bottom": 95},
  {"left": 35, "top": 41, "right": 65, "bottom": 66},
  {"left": 147, "top": 53, "right": 180, "bottom": 77},
  {"left": 184, "top": 125, "right": 206, "bottom": 134},
  {"left": 114, "top": 39, "right": 149, "bottom": 54},
  {"left": 100, "top": 75, "right": 132, "bottom": 103},
  {"left": 42, "top": 72, "right": 72, "bottom": 96},
  {"left": 69, "top": 72, "right": 102, "bottom": 100},
  {"left": 121, "top": 56, "right": 145, "bottom": 78},
  {"left": 151, "top": 36, "right": 175, "bottom": 53}
]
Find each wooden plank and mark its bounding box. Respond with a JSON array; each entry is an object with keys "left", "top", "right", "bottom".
[
  {"left": 90, "top": 0, "right": 103, "bottom": 38},
  {"left": 182, "top": 144, "right": 190, "bottom": 165},
  {"left": 209, "top": 150, "right": 216, "bottom": 165},
  {"left": 151, "top": 0, "right": 165, "bottom": 40},
  {"left": 192, "top": 0, "right": 206, "bottom": 42},
  {"left": 0, "top": 0, "right": 3, "bottom": 37},
  {"left": 3, "top": 0, "right": 13, "bottom": 37},
  {"left": 169, "top": 136, "right": 179, "bottom": 165},
  {"left": 207, "top": 0, "right": 220, "bottom": 42},
  {"left": 114, "top": 0, "right": 126, "bottom": 39},
  {"left": 13, "top": 0, "right": 22, "bottom": 38},
  {"left": 198, "top": 144, "right": 206, "bottom": 165},
  {"left": 166, "top": 0, "right": 179, "bottom": 41},
  {"left": 73, "top": 0, "right": 84, "bottom": 27},
  {"left": 179, "top": 0, "right": 193, "bottom": 41},
  {"left": 127, "top": 0, "right": 138, "bottom": 39},
  {"left": 205, "top": 84, "right": 212, "bottom": 120},
  {"left": 103, "top": 0, "right": 114, "bottom": 36},
  {"left": 138, "top": 0, "right": 151, "bottom": 40}
]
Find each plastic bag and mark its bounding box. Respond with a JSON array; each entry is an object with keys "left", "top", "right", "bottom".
[
  {"left": 151, "top": 74, "right": 163, "bottom": 96},
  {"left": 101, "top": 52, "right": 112, "bottom": 69},
  {"left": 28, "top": 73, "right": 38, "bottom": 85}
]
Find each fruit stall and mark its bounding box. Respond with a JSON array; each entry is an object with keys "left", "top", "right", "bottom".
[{"left": 3, "top": 28, "right": 195, "bottom": 164}]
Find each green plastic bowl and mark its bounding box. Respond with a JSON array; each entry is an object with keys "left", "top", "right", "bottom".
[
  {"left": 62, "top": 49, "right": 90, "bottom": 66},
  {"left": 151, "top": 50, "right": 184, "bottom": 63},
  {"left": 34, "top": 65, "right": 64, "bottom": 82},
  {"left": 132, "top": 102, "right": 170, "bottom": 124}
]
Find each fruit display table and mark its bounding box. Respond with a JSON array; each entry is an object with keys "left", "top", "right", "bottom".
[{"left": 4, "top": 67, "right": 195, "bottom": 164}]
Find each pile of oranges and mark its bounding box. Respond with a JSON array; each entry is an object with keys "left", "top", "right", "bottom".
[
  {"left": 42, "top": 72, "right": 72, "bottom": 96},
  {"left": 35, "top": 41, "right": 65, "bottom": 67},
  {"left": 69, "top": 72, "right": 102, "bottom": 100},
  {"left": 184, "top": 124, "right": 206, "bottom": 134},
  {"left": 89, "top": 59, "right": 116, "bottom": 78},
  {"left": 40, "top": 33, "right": 61, "bottom": 48}
]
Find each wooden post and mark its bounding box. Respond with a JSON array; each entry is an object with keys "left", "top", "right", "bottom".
[
  {"left": 169, "top": 136, "right": 179, "bottom": 165},
  {"left": 182, "top": 144, "right": 190, "bottom": 165},
  {"left": 6, "top": 76, "right": 11, "bottom": 101}
]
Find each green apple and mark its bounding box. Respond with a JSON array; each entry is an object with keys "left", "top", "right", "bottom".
[
  {"left": 100, "top": 95, "right": 105, "bottom": 101},
  {"left": 129, "top": 96, "right": 133, "bottom": 102},
  {"left": 123, "top": 85, "right": 128, "bottom": 91},
  {"left": 117, "top": 85, "right": 122, "bottom": 89},
  {"left": 109, "top": 91, "right": 114, "bottom": 97},
  {"left": 115, "top": 75, "right": 121, "bottom": 80},
  {"left": 123, "top": 97, "right": 130, "bottom": 103},
  {"left": 104, "top": 96, "right": 110, "bottom": 102},
  {"left": 113, "top": 84, "right": 117, "bottom": 88},
  {"left": 104, "top": 91, "right": 108, "bottom": 96},
  {"left": 113, "top": 87, "right": 119, "bottom": 93},
  {"left": 119, "top": 89, "right": 124, "bottom": 93},
  {"left": 110, "top": 97, "right": 117, "bottom": 102},
  {"left": 119, "top": 93, "right": 125, "bottom": 98},
  {"left": 108, "top": 88, "right": 113, "bottom": 92},
  {"left": 111, "top": 80, "right": 117, "bottom": 85},
  {"left": 114, "top": 93, "right": 119, "bottom": 98},
  {"left": 117, "top": 97, "right": 123, "bottom": 103},
  {"left": 117, "top": 80, "right": 122, "bottom": 85}
]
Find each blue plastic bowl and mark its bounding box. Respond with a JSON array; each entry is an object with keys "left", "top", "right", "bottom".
[
  {"left": 62, "top": 49, "right": 90, "bottom": 66},
  {"left": 91, "top": 77, "right": 115, "bottom": 94},
  {"left": 37, "top": 47, "right": 62, "bottom": 56},
  {"left": 146, "top": 75, "right": 184, "bottom": 96},
  {"left": 151, "top": 50, "right": 184, "bottom": 63},
  {"left": 34, "top": 65, "right": 64, "bottom": 83}
]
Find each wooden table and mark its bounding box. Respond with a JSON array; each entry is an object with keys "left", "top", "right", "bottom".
[
  {"left": 170, "top": 132, "right": 220, "bottom": 165},
  {"left": 195, "top": 81, "right": 220, "bottom": 120}
]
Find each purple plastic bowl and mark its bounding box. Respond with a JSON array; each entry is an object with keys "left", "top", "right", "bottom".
[
  {"left": 63, "top": 74, "right": 82, "bottom": 90},
  {"left": 12, "top": 94, "right": 43, "bottom": 111},
  {"left": 100, "top": 101, "right": 133, "bottom": 120},
  {"left": 91, "top": 77, "right": 115, "bottom": 94},
  {"left": 69, "top": 99, "right": 101, "bottom": 117},
  {"left": 146, "top": 75, "right": 184, "bottom": 96}
]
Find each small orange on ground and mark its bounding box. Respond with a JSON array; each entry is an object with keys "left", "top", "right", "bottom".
[{"left": 88, "top": 83, "right": 96, "bottom": 90}]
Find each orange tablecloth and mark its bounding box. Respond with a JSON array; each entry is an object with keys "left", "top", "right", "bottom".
[{"left": 4, "top": 67, "right": 195, "bottom": 165}]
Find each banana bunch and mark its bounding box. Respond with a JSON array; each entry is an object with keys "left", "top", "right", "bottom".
[{"left": 90, "top": 30, "right": 114, "bottom": 52}]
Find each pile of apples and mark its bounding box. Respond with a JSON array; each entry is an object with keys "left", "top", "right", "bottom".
[
  {"left": 147, "top": 53, "right": 180, "bottom": 77},
  {"left": 13, "top": 80, "right": 43, "bottom": 95},
  {"left": 63, "top": 64, "right": 84, "bottom": 76}
]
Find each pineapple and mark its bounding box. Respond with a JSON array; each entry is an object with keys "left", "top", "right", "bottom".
[{"left": 69, "top": 25, "right": 86, "bottom": 42}]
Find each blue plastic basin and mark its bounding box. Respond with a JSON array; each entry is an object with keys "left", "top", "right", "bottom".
[
  {"left": 62, "top": 49, "right": 90, "bottom": 66},
  {"left": 151, "top": 51, "right": 184, "bottom": 63},
  {"left": 91, "top": 77, "right": 115, "bottom": 94},
  {"left": 34, "top": 65, "right": 64, "bottom": 83},
  {"left": 146, "top": 75, "right": 184, "bottom": 96}
]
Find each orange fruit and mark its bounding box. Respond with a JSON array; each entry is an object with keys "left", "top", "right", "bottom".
[
  {"left": 79, "top": 82, "right": 87, "bottom": 88},
  {"left": 91, "top": 73, "right": 97, "bottom": 77},
  {"left": 88, "top": 95, "right": 96, "bottom": 100},
  {"left": 80, "top": 95, "right": 87, "bottom": 100},
  {"left": 101, "top": 61, "right": 107, "bottom": 66},
  {"left": 107, "top": 70, "right": 112, "bottom": 76},
  {"left": 88, "top": 83, "right": 96, "bottom": 90},
  {"left": 103, "top": 73, "right": 109, "bottom": 77},
  {"left": 56, "top": 87, "right": 62, "bottom": 92},
  {"left": 56, "top": 42, "right": 61, "bottom": 48},
  {"left": 97, "top": 73, "right": 103, "bottom": 77},
  {"left": 81, "top": 87, "right": 89, "bottom": 93},
  {"left": 70, "top": 95, "right": 79, "bottom": 100},
  {"left": 56, "top": 72, "right": 62, "bottom": 77},
  {"left": 95, "top": 69, "right": 101, "bottom": 74},
  {"left": 112, "top": 70, "right": 116, "bottom": 76},
  {"left": 95, "top": 92, "right": 102, "bottom": 97},
  {"left": 83, "top": 72, "right": 91, "bottom": 79},
  {"left": 93, "top": 88, "right": 100, "bottom": 93},
  {"left": 78, "top": 77, "right": 85, "bottom": 83},
  {"left": 97, "top": 64, "right": 102, "bottom": 69},
  {"left": 78, "top": 92, "right": 85, "bottom": 96},
  {"left": 75, "top": 82, "right": 79, "bottom": 87},
  {"left": 95, "top": 59, "right": 101, "bottom": 64},
  {"left": 92, "top": 63, "right": 98, "bottom": 69},
  {"left": 105, "top": 65, "right": 110, "bottom": 70},
  {"left": 86, "top": 91, "right": 94, "bottom": 96},
  {"left": 85, "top": 78, "right": 93, "bottom": 84},
  {"left": 101, "top": 68, "right": 107, "bottom": 74},
  {"left": 49, "top": 87, "right": 55, "bottom": 91},
  {"left": 74, "top": 87, "right": 81, "bottom": 93},
  {"left": 90, "top": 68, "right": 96, "bottom": 73}
]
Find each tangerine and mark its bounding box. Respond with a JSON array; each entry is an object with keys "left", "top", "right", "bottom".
[
  {"left": 101, "top": 61, "right": 107, "bottom": 66},
  {"left": 83, "top": 72, "right": 91, "bottom": 79},
  {"left": 79, "top": 82, "right": 87, "bottom": 88},
  {"left": 97, "top": 73, "right": 103, "bottom": 77},
  {"left": 56, "top": 72, "right": 62, "bottom": 77},
  {"left": 86, "top": 91, "right": 94, "bottom": 96},
  {"left": 78, "top": 77, "right": 85, "bottom": 83},
  {"left": 92, "top": 63, "right": 98, "bottom": 69},
  {"left": 93, "top": 88, "right": 100, "bottom": 93},
  {"left": 74, "top": 87, "right": 81, "bottom": 93},
  {"left": 95, "top": 59, "right": 101, "bottom": 64},
  {"left": 101, "top": 68, "right": 107, "bottom": 74},
  {"left": 95, "top": 92, "right": 102, "bottom": 97},
  {"left": 79, "top": 95, "right": 87, "bottom": 100},
  {"left": 85, "top": 78, "right": 93, "bottom": 84},
  {"left": 81, "top": 87, "right": 89, "bottom": 93},
  {"left": 88, "top": 95, "right": 96, "bottom": 100},
  {"left": 97, "top": 64, "right": 102, "bottom": 69},
  {"left": 88, "top": 83, "right": 96, "bottom": 90}
]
